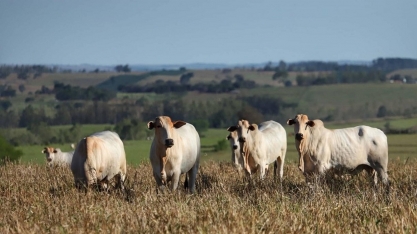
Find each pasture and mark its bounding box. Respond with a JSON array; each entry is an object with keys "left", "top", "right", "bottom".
[
  {"left": 1, "top": 157, "right": 416, "bottom": 233},
  {"left": 6, "top": 114, "right": 417, "bottom": 233}
]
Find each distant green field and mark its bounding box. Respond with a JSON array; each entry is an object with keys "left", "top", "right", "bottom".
[
  {"left": 5, "top": 69, "right": 417, "bottom": 124},
  {"left": 18, "top": 128, "right": 232, "bottom": 166},
  {"left": 18, "top": 124, "right": 417, "bottom": 168}
]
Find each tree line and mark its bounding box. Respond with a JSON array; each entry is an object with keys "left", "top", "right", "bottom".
[
  {"left": 262, "top": 58, "right": 417, "bottom": 73},
  {"left": 0, "top": 95, "right": 292, "bottom": 146},
  {"left": 118, "top": 75, "right": 257, "bottom": 94}
]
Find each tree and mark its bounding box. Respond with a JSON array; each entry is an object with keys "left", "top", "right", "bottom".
[
  {"left": 237, "top": 104, "right": 263, "bottom": 124},
  {"left": 0, "top": 100, "right": 12, "bottom": 111},
  {"left": 18, "top": 84, "right": 25, "bottom": 93},
  {"left": 234, "top": 74, "right": 244, "bottom": 82},
  {"left": 263, "top": 61, "right": 273, "bottom": 71},
  {"left": 180, "top": 72, "right": 194, "bottom": 85},
  {"left": 193, "top": 119, "right": 209, "bottom": 134},
  {"left": 272, "top": 70, "right": 288, "bottom": 82},
  {"left": 0, "top": 86, "right": 16, "bottom": 97},
  {"left": 272, "top": 60, "right": 288, "bottom": 82},
  {"left": 377, "top": 105, "right": 387, "bottom": 118},
  {"left": 27, "top": 122, "right": 54, "bottom": 145},
  {"left": 19, "top": 105, "right": 49, "bottom": 128},
  {"left": 17, "top": 72, "right": 28, "bottom": 80},
  {"left": 115, "top": 64, "right": 131, "bottom": 73},
  {"left": 278, "top": 60, "right": 287, "bottom": 71}
]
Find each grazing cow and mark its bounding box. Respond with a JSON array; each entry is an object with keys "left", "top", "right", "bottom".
[
  {"left": 42, "top": 145, "right": 74, "bottom": 167},
  {"left": 147, "top": 116, "right": 200, "bottom": 193},
  {"left": 71, "top": 131, "right": 127, "bottom": 190},
  {"left": 226, "top": 130, "right": 243, "bottom": 171},
  {"left": 227, "top": 120, "right": 287, "bottom": 180},
  {"left": 286, "top": 114, "right": 389, "bottom": 187}
]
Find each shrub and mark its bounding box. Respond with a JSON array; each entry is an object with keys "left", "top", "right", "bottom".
[
  {"left": 213, "top": 139, "right": 228, "bottom": 152},
  {"left": 0, "top": 134, "right": 23, "bottom": 163}
]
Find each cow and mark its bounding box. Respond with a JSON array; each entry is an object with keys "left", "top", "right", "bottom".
[
  {"left": 226, "top": 130, "right": 243, "bottom": 171},
  {"left": 42, "top": 145, "right": 74, "bottom": 167},
  {"left": 286, "top": 114, "right": 389, "bottom": 188},
  {"left": 147, "top": 116, "right": 200, "bottom": 193},
  {"left": 71, "top": 131, "right": 127, "bottom": 191},
  {"left": 227, "top": 120, "right": 287, "bottom": 180}
]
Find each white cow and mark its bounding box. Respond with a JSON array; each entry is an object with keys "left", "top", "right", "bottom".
[
  {"left": 147, "top": 116, "right": 200, "bottom": 193},
  {"left": 227, "top": 120, "right": 287, "bottom": 180},
  {"left": 71, "top": 131, "right": 127, "bottom": 190},
  {"left": 42, "top": 145, "right": 74, "bottom": 167},
  {"left": 226, "top": 130, "right": 243, "bottom": 171},
  {"left": 287, "top": 114, "right": 389, "bottom": 187}
]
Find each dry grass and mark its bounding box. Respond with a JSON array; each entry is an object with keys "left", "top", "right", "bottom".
[{"left": 1, "top": 160, "right": 416, "bottom": 233}]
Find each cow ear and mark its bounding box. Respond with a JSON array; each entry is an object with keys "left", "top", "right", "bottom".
[
  {"left": 307, "top": 120, "right": 315, "bottom": 127},
  {"left": 173, "top": 121, "right": 187, "bottom": 128},
  {"left": 147, "top": 121, "right": 155, "bottom": 129},
  {"left": 226, "top": 135, "right": 231, "bottom": 140},
  {"left": 248, "top": 124, "right": 257, "bottom": 131},
  {"left": 287, "top": 119, "right": 295, "bottom": 125},
  {"left": 54, "top": 148, "right": 60, "bottom": 153},
  {"left": 227, "top": 126, "right": 237, "bottom": 132},
  {"left": 41, "top": 148, "right": 46, "bottom": 153}
]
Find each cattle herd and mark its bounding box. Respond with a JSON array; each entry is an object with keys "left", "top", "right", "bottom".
[{"left": 42, "top": 114, "right": 390, "bottom": 193}]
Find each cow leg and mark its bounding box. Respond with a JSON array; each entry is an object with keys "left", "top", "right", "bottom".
[
  {"left": 259, "top": 165, "right": 267, "bottom": 180},
  {"left": 187, "top": 163, "right": 199, "bottom": 193},
  {"left": 374, "top": 163, "right": 390, "bottom": 195},
  {"left": 153, "top": 171, "right": 166, "bottom": 193},
  {"left": 170, "top": 172, "right": 181, "bottom": 191},
  {"left": 184, "top": 173, "right": 189, "bottom": 190},
  {"left": 273, "top": 161, "right": 277, "bottom": 178},
  {"left": 276, "top": 157, "right": 284, "bottom": 180},
  {"left": 115, "top": 173, "right": 126, "bottom": 191},
  {"left": 365, "top": 166, "right": 378, "bottom": 186}
]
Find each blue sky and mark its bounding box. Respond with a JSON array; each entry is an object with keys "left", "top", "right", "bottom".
[{"left": 0, "top": 0, "right": 416, "bottom": 65}]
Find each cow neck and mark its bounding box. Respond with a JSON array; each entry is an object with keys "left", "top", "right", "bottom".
[
  {"left": 155, "top": 141, "right": 171, "bottom": 184},
  {"left": 241, "top": 141, "right": 251, "bottom": 173},
  {"left": 296, "top": 139, "right": 306, "bottom": 171},
  {"left": 242, "top": 130, "right": 257, "bottom": 173},
  {"left": 298, "top": 127, "right": 322, "bottom": 170}
]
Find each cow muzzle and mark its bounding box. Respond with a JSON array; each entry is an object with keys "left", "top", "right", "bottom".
[
  {"left": 165, "top": 139, "right": 174, "bottom": 147},
  {"left": 295, "top": 133, "right": 303, "bottom": 141},
  {"left": 233, "top": 145, "right": 238, "bottom": 150}
]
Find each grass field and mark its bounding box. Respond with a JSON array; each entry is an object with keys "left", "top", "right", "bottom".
[
  {"left": 1, "top": 158, "right": 416, "bottom": 233},
  {"left": 5, "top": 120, "right": 417, "bottom": 233}
]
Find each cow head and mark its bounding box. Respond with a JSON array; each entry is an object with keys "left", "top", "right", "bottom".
[
  {"left": 226, "top": 130, "right": 242, "bottom": 169},
  {"left": 286, "top": 114, "right": 315, "bottom": 141},
  {"left": 147, "top": 116, "right": 186, "bottom": 148},
  {"left": 287, "top": 114, "right": 316, "bottom": 173},
  {"left": 42, "top": 147, "right": 60, "bottom": 163},
  {"left": 227, "top": 119, "right": 258, "bottom": 174}
]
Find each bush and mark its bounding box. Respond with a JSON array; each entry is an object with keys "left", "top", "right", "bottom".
[
  {"left": 113, "top": 119, "right": 148, "bottom": 140},
  {"left": 213, "top": 139, "right": 228, "bottom": 152},
  {"left": 193, "top": 119, "right": 209, "bottom": 134},
  {"left": 0, "top": 134, "right": 23, "bottom": 163}
]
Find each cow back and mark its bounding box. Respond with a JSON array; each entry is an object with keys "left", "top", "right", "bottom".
[{"left": 256, "top": 121, "right": 287, "bottom": 163}]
